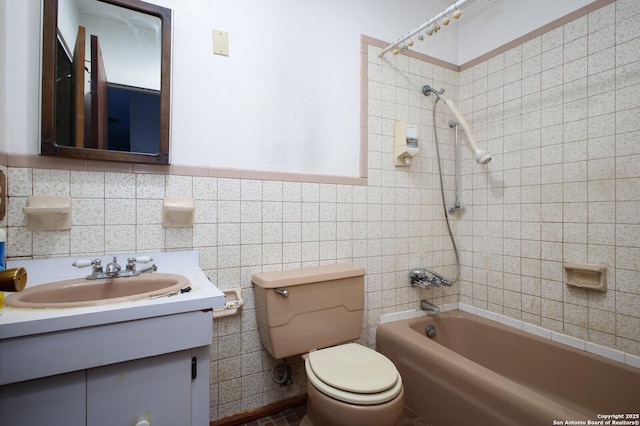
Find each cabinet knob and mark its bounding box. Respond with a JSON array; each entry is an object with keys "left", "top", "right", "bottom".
[{"left": 136, "top": 421, "right": 150, "bottom": 426}]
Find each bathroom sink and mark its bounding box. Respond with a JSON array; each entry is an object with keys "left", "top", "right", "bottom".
[{"left": 4, "top": 273, "right": 189, "bottom": 308}]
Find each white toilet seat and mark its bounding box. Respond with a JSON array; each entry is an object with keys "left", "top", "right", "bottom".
[{"left": 305, "top": 343, "right": 403, "bottom": 405}]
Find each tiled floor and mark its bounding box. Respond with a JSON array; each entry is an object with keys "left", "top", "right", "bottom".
[{"left": 237, "top": 404, "right": 428, "bottom": 426}]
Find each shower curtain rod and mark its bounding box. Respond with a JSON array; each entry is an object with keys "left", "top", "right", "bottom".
[{"left": 378, "top": 0, "right": 473, "bottom": 57}]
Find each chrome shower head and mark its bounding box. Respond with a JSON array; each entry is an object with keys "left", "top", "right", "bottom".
[{"left": 474, "top": 150, "right": 492, "bottom": 165}]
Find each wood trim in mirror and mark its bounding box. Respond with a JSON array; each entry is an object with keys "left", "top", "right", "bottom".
[{"left": 41, "top": 0, "right": 171, "bottom": 165}]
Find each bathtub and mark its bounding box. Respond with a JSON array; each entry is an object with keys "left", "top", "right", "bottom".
[{"left": 376, "top": 310, "right": 640, "bottom": 426}]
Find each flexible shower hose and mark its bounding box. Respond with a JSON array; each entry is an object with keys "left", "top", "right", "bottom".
[{"left": 431, "top": 97, "right": 461, "bottom": 286}]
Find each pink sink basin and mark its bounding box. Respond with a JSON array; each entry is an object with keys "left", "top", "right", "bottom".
[{"left": 5, "top": 273, "right": 189, "bottom": 308}]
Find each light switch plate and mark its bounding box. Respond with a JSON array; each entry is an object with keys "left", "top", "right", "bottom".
[{"left": 213, "top": 30, "right": 229, "bottom": 56}]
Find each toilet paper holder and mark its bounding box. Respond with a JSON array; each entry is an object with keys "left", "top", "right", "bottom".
[{"left": 213, "top": 287, "right": 244, "bottom": 318}]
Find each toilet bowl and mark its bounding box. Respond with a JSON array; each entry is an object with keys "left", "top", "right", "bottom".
[
  {"left": 302, "top": 343, "right": 404, "bottom": 426},
  {"left": 251, "top": 265, "right": 405, "bottom": 426}
]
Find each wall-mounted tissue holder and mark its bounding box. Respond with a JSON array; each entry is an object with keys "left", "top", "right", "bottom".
[
  {"left": 23, "top": 196, "right": 72, "bottom": 231},
  {"left": 212, "top": 288, "right": 244, "bottom": 318},
  {"left": 162, "top": 198, "right": 195, "bottom": 228},
  {"left": 563, "top": 263, "right": 607, "bottom": 292}
]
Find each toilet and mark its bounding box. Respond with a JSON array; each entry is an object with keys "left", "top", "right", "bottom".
[{"left": 252, "top": 264, "right": 404, "bottom": 426}]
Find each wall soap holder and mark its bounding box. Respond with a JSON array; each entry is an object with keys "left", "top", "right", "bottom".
[
  {"left": 563, "top": 263, "right": 607, "bottom": 292},
  {"left": 23, "top": 196, "right": 72, "bottom": 231},
  {"left": 162, "top": 198, "right": 195, "bottom": 227},
  {"left": 212, "top": 288, "right": 244, "bottom": 318}
]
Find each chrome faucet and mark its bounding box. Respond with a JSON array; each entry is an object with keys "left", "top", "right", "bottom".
[
  {"left": 420, "top": 299, "right": 441, "bottom": 313},
  {"left": 409, "top": 268, "right": 453, "bottom": 289},
  {"left": 73, "top": 256, "right": 157, "bottom": 280},
  {"left": 105, "top": 257, "right": 121, "bottom": 277}
]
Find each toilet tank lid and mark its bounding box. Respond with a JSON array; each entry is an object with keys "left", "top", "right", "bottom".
[{"left": 252, "top": 264, "right": 365, "bottom": 288}]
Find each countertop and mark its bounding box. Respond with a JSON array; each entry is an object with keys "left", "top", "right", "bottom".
[{"left": 0, "top": 250, "right": 225, "bottom": 339}]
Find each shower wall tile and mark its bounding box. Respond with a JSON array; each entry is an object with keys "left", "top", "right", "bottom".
[
  {"left": 565, "top": 37, "right": 588, "bottom": 63},
  {"left": 616, "top": 38, "right": 640, "bottom": 65},
  {"left": 565, "top": 16, "right": 588, "bottom": 42},
  {"left": 616, "top": 12, "right": 640, "bottom": 45},
  {"left": 461, "top": 0, "right": 640, "bottom": 356}
]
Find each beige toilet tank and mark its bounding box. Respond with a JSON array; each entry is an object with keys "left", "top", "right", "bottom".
[{"left": 251, "top": 264, "right": 365, "bottom": 359}]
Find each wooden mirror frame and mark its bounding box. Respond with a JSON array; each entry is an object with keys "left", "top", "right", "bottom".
[{"left": 41, "top": 0, "right": 171, "bottom": 164}]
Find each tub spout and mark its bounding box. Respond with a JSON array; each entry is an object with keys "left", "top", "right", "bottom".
[{"left": 420, "top": 299, "right": 440, "bottom": 313}]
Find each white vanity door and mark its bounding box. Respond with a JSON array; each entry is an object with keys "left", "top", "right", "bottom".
[
  {"left": 86, "top": 350, "right": 193, "bottom": 426},
  {"left": 0, "top": 370, "right": 86, "bottom": 425}
]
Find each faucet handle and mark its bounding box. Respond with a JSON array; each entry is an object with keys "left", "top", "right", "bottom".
[
  {"left": 409, "top": 268, "right": 426, "bottom": 279},
  {"left": 126, "top": 256, "right": 154, "bottom": 271},
  {"left": 73, "top": 258, "right": 103, "bottom": 276},
  {"left": 73, "top": 259, "right": 98, "bottom": 268}
]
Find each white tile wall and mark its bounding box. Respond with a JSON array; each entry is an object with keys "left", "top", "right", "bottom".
[{"left": 458, "top": 1, "right": 640, "bottom": 355}]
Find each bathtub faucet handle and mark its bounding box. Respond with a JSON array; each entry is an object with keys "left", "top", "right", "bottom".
[
  {"left": 410, "top": 268, "right": 438, "bottom": 289},
  {"left": 424, "top": 268, "right": 454, "bottom": 287},
  {"left": 410, "top": 268, "right": 453, "bottom": 288},
  {"left": 409, "top": 268, "right": 426, "bottom": 288}
]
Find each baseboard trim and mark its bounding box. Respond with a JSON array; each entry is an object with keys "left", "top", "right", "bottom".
[{"left": 211, "top": 394, "right": 308, "bottom": 426}]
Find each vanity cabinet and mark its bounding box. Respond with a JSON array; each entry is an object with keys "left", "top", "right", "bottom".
[
  {"left": 87, "top": 349, "right": 204, "bottom": 426},
  {"left": 0, "top": 257, "right": 223, "bottom": 426},
  {"left": 0, "top": 370, "right": 86, "bottom": 424},
  {"left": 0, "top": 347, "right": 209, "bottom": 426},
  {"left": 1, "top": 309, "right": 215, "bottom": 426}
]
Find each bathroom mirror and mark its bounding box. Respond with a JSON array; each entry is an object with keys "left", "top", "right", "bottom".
[{"left": 41, "top": 0, "right": 171, "bottom": 164}]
